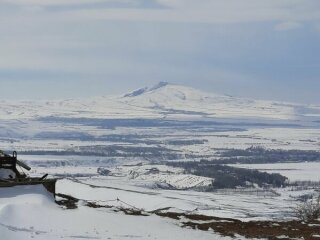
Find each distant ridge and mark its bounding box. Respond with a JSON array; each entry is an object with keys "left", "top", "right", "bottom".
[
  {"left": 148, "top": 81, "right": 169, "bottom": 91},
  {"left": 123, "top": 87, "right": 148, "bottom": 97},
  {"left": 123, "top": 82, "right": 169, "bottom": 97},
  {"left": 1, "top": 82, "right": 320, "bottom": 123}
]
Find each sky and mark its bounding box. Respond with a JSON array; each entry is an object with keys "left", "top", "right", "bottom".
[{"left": 0, "top": 0, "right": 319, "bottom": 104}]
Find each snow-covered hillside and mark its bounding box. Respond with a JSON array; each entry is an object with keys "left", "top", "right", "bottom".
[
  {"left": 121, "top": 82, "right": 313, "bottom": 121},
  {"left": 1, "top": 82, "right": 319, "bottom": 123},
  {"left": 0, "top": 184, "right": 224, "bottom": 240},
  {"left": 98, "top": 164, "right": 214, "bottom": 190},
  {"left": 1, "top": 82, "right": 320, "bottom": 153}
]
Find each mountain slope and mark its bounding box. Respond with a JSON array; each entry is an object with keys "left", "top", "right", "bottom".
[
  {"left": 0, "top": 82, "right": 319, "bottom": 123},
  {"left": 119, "top": 82, "right": 320, "bottom": 121}
]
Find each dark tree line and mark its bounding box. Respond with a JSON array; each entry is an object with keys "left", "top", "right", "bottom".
[{"left": 216, "top": 146, "right": 320, "bottom": 164}]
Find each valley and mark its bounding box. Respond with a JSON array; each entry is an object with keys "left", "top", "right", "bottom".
[{"left": 1, "top": 83, "right": 320, "bottom": 239}]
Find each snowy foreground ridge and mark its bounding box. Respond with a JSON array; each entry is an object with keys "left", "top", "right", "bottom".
[
  {"left": 1, "top": 173, "right": 319, "bottom": 240},
  {"left": 0, "top": 82, "right": 319, "bottom": 122},
  {"left": 0, "top": 184, "right": 232, "bottom": 240}
]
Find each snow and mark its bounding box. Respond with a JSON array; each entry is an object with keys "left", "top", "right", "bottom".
[
  {"left": 58, "top": 177, "right": 295, "bottom": 221},
  {"left": 1, "top": 83, "right": 320, "bottom": 159},
  {"left": 0, "top": 169, "right": 16, "bottom": 179},
  {"left": 1, "top": 83, "right": 320, "bottom": 239},
  {"left": 0, "top": 184, "right": 231, "bottom": 240},
  {"left": 0, "top": 82, "right": 319, "bottom": 122},
  {"left": 136, "top": 174, "right": 213, "bottom": 189},
  {"left": 231, "top": 162, "right": 320, "bottom": 182},
  {"left": 0, "top": 157, "right": 319, "bottom": 239},
  {"left": 102, "top": 164, "right": 214, "bottom": 189}
]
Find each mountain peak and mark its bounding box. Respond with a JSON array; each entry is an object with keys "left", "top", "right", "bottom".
[
  {"left": 149, "top": 81, "right": 169, "bottom": 91},
  {"left": 123, "top": 87, "right": 148, "bottom": 97},
  {"left": 123, "top": 82, "right": 171, "bottom": 98}
]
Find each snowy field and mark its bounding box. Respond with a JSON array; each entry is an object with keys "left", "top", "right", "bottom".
[
  {"left": 19, "top": 157, "right": 320, "bottom": 222},
  {"left": 1, "top": 83, "right": 320, "bottom": 156},
  {"left": 0, "top": 185, "right": 230, "bottom": 240},
  {"left": 231, "top": 162, "right": 320, "bottom": 182},
  {"left": 0, "top": 163, "right": 316, "bottom": 240},
  {"left": 1, "top": 157, "right": 319, "bottom": 239}
]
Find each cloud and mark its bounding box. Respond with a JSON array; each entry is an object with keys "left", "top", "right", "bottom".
[
  {"left": 2, "top": 0, "right": 114, "bottom": 6},
  {"left": 1, "top": 0, "right": 320, "bottom": 24},
  {"left": 0, "top": 0, "right": 319, "bottom": 103},
  {"left": 315, "top": 23, "right": 320, "bottom": 31},
  {"left": 45, "top": 0, "right": 320, "bottom": 25},
  {"left": 1, "top": 0, "right": 166, "bottom": 10},
  {"left": 274, "top": 21, "right": 302, "bottom": 31}
]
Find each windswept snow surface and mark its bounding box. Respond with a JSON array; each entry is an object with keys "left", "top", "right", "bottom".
[
  {"left": 58, "top": 177, "right": 297, "bottom": 221},
  {"left": 0, "top": 185, "right": 232, "bottom": 240},
  {"left": 27, "top": 161, "right": 320, "bottom": 222}
]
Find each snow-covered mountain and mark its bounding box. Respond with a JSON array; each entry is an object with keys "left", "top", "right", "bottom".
[
  {"left": 120, "top": 82, "right": 320, "bottom": 121},
  {"left": 1, "top": 82, "right": 320, "bottom": 123}
]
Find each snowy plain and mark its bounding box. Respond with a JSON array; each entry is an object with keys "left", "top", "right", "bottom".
[{"left": 231, "top": 162, "right": 320, "bottom": 182}]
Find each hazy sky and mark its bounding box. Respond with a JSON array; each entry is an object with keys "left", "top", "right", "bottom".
[{"left": 0, "top": 0, "right": 319, "bottom": 103}]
